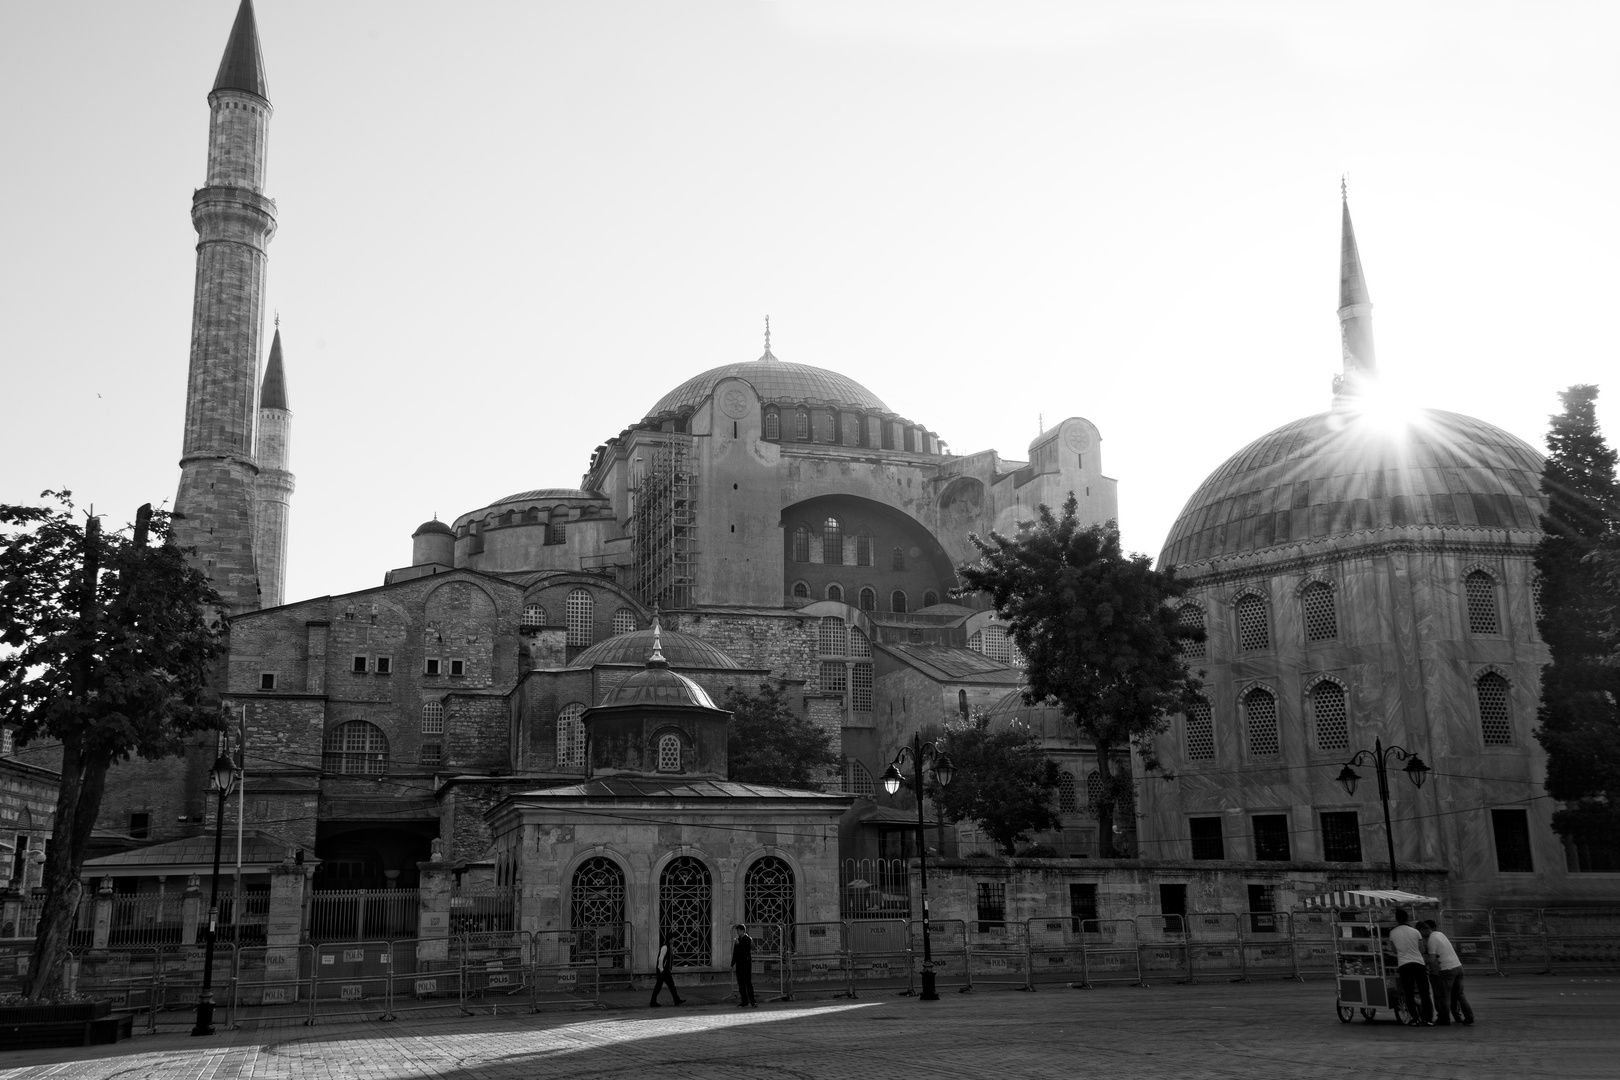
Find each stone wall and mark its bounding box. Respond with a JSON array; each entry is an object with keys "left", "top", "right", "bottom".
[{"left": 0, "top": 760, "right": 60, "bottom": 891}]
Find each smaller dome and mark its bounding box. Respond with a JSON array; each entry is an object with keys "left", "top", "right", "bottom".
[
  {"left": 413, "top": 519, "right": 454, "bottom": 537},
  {"left": 596, "top": 666, "right": 719, "bottom": 711},
  {"left": 573, "top": 628, "right": 741, "bottom": 669},
  {"left": 983, "top": 689, "right": 1075, "bottom": 742}
]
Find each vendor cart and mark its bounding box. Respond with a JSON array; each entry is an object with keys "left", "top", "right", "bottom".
[{"left": 1303, "top": 889, "right": 1439, "bottom": 1025}]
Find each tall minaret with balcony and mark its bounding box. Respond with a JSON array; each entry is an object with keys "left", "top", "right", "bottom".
[
  {"left": 253, "top": 322, "right": 293, "bottom": 608},
  {"left": 172, "top": 0, "right": 277, "bottom": 612}
]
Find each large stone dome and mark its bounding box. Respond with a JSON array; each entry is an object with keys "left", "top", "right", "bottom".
[
  {"left": 645, "top": 352, "right": 889, "bottom": 419},
  {"left": 572, "top": 628, "right": 741, "bottom": 669},
  {"left": 1160, "top": 408, "right": 1546, "bottom": 568}
]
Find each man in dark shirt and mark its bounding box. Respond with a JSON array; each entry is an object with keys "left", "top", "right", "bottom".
[
  {"left": 730, "top": 924, "right": 757, "bottom": 1007},
  {"left": 649, "top": 937, "right": 683, "bottom": 1007}
]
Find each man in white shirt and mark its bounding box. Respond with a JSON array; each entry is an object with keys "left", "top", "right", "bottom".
[
  {"left": 1421, "top": 920, "right": 1474, "bottom": 1026},
  {"left": 1388, "top": 908, "right": 1434, "bottom": 1025}
]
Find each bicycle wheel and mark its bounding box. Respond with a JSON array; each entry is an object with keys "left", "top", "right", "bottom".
[
  {"left": 1336, "top": 1003, "right": 1354, "bottom": 1023},
  {"left": 1359, "top": 1009, "right": 1377, "bottom": 1022}
]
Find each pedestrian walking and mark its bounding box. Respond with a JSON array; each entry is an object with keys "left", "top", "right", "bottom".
[
  {"left": 649, "top": 937, "right": 683, "bottom": 1007},
  {"left": 1419, "top": 920, "right": 1474, "bottom": 1026},
  {"left": 1389, "top": 908, "right": 1434, "bottom": 1025},
  {"left": 731, "top": 924, "right": 757, "bottom": 1007}
]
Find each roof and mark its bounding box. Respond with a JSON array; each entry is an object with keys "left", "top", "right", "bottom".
[
  {"left": 259, "top": 327, "right": 288, "bottom": 410},
  {"left": 490, "top": 488, "right": 608, "bottom": 506},
  {"left": 213, "top": 0, "right": 268, "bottom": 100},
  {"left": 517, "top": 777, "right": 850, "bottom": 800},
  {"left": 84, "top": 830, "right": 303, "bottom": 873},
  {"left": 595, "top": 665, "right": 721, "bottom": 710},
  {"left": 1159, "top": 408, "right": 1546, "bottom": 568},
  {"left": 413, "top": 518, "right": 454, "bottom": 536},
  {"left": 574, "top": 628, "right": 741, "bottom": 670},
  {"left": 983, "top": 689, "right": 1092, "bottom": 743},
  {"left": 1302, "top": 889, "right": 1441, "bottom": 909},
  {"left": 646, "top": 351, "right": 889, "bottom": 418},
  {"left": 880, "top": 642, "right": 1024, "bottom": 684}
]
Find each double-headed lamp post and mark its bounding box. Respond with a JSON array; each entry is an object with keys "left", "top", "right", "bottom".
[
  {"left": 881, "top": 733, "right": 955, "bottom": 1002},
  {"left": 1335, "top": 738, "right": 1430, "bottom": 890},
  {"left": 192, "top": 753, "right": 239, "bottom": 1036}
]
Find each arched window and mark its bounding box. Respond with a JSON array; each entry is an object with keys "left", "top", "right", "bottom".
[
  {"left": 892, "top": 546, "right": 906, "bottom": 572},
  {"left": 557, "top": 703, "right": 586, "bottom": 768},
  {"left": 421, "top": 701, "right": 444, "bottom": 734},
  {"left": 1235, "top": 594, "right": 1270, "bottom": 651},
  {"left": 612, "top": 609, "right": 637, "bottom": 635},
  {"left": 657, "top": 733, "right": 682, "bottom": 772},
  {"left": 1085, "top": 770, "right": 1104, "bottom": 808},
  {"left": 890, "top": 590, "right": 907, "bottom": 614},
  {"left": 744, "top": 856, "right": 796, "bottom": 953},
  {"left": 819, "top": 410, "right": 837, "bottom": 443},
  {"left": 1477, "top": 672, "right": 1512, "bottom": 745},
  {"left": 659, "top": 857, "right": 712, "bottom": 967},
  {"left": 1243, "top": 687, "right": 1280, "bottom": 757},
  {"left": 859, "top": 587, "right": 877, "bottom": 612},
  {"left": 764, "top": 408, "right": 780, "bottom": 441},
  {"left": 843, "top": 759, "right": 875, "bottom": 795},
  {"left": 840, "top": 415, "right": 859, "bottom": 447},
  {"left": 1302, "top": 582, "right": 1337, "bottom": 642},
  {"left": 973, "top": 625, "right": 1016, "bottom": 665},
  {"left": 1058, "top": 772, "right": 1078, "bottom": 813},
  {"left": 1312, "top": 681, "right": 1349, "bottom": 752},
  {"left": 855, "top": 535, "right": 872, "bottom": 567},
  {"left": 826, "top": 584, "right": 843, "bottom": 603},
  {"left": 792, "top": 581, "right": 810, "bottom": 599},
  {"left": 792, "top": 525, "right": 811, "bottom": 563},
  {"left": 322, "top": 721, "right": 388, "bottom": 775},
  {"left": 1177, "top": 605, "right": 1206, "bottom": 660},
  {"left": 923, "top": 590, "right": 939, "bottom": 608},
  {"left": 571, "top": 856, "right": 626, "bottom": 965},
  {"left": 823, "top": 517, "right": 843, "bottom": 564},
  {"left": 794, "top": 409, "right": 810, "bottom": 440},
  {"left": 566, "top": 589, "right": 595, "bottom": 646},
  {"left": 818, "top": 617, "right": 846, "bottom": 656},
  {"left": 1185, "top": 699, "right": 1214, "bottom": 760},
  {"left": 549, "top": 519, "right": 567, "bottom": 545},
  {"left": 522, "top": 604, "right": 546, "bottom": 629},
  {"left": 1466, "top": 571, "right": 1500, "bottom": 635}
]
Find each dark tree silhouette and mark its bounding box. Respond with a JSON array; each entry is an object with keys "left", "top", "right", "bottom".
[
  {"left": 723, "top": 680, "right": 840, "bottom": 789},
  {"left": 929, "top": 723, "right": 1061, "bottom": 855}
]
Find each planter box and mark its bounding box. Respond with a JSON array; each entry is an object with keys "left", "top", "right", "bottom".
[{"left": 0, "top": 1000, "right": 131, "bottom": 1049}]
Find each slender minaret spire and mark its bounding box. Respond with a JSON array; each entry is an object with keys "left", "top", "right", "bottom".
[
  {"left": 1335, "top": 182, "right": 1377, "bottom": 405},
  {"left": 254, "top": 323, "right": 294, "bottom": 607},
  {"left": 173, "top": 0, "right": 277, "bottom": 613}
]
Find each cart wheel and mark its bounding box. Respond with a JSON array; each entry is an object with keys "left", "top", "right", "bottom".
[
  {"left": 1359, "top": 1009, "right": 1377, "bottom": 1022},
  {"left": 1336, "top": 1004, "right": 1354, "bottom": 1023},
  {"left": 1392, "top": 999, "right": 1410, "bottom": 1026}
]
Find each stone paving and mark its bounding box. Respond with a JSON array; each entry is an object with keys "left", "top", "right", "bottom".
[{"left": 1, "top": 975, "right": 1616, "bottom": 1080}]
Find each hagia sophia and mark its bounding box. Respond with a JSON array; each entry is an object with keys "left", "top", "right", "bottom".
[{"left": 51, "top": 0, "right": 1613, "bottom": 949}]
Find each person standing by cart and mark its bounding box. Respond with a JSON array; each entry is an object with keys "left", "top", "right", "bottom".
[
  {"left": 1420, "top": 920, "right": 1474, "bottom": 1026},
  {"left": 731, "top": 924, "right": 757, "bottom": 1008},
  {"left": 1389, "top": 909, "right": 1434, "bottom": 1025}
]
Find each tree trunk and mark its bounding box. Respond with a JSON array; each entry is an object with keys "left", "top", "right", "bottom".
[
  {"left": 1095, "top": 739, "right": 1115, "bottom": 859},
  {"left": 25, "top": 740, "right": 85, "bottom": 1001}
]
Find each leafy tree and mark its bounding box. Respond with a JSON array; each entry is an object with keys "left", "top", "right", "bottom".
[
  {"left": 0, "top": 494, "right": 225, "bottom": 1000},
  {"left": 723, "top": 680, "right": 840, "bottom": 788},
  {"left": 1534, "top": 386, "right": 1620, "bottom": 870},
  {"left": 928, "top": 722, "right": 1061, "bottom": 855},
  {"left": 957, "top": 494, "right": 1203, "bottom": 858}
]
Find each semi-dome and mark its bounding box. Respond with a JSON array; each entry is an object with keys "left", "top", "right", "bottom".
[
  {"left": 595, "top": 666, "right": 719, "bottom": 711},
  {"left": 645, "top": 352, "right": 889, "bottom": 419},
  {"left": 1160, "top": 408, "right": 1546, "bottom": 569},
  {"left": 573, "top": 628, "right": 741, "bottom": 669}
]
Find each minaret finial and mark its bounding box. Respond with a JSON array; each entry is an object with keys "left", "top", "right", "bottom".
[
  {"left": 765, "top": 316, "right": 771, "bottom": 352},
  {"left": 1334, "top": 187, "right": 1377, "bottom": 406},
  {"left": 274, "top": 309, "right": 280, "bottom": 328},
  {"left": 648, "top": 603, "right": 668, "bottom": 667},
  {"left": 1341, "top": 174, "right": 1347, "bottom": 202}
]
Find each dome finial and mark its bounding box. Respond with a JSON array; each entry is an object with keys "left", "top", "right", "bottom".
[
  {"left": 648, "top": 603, "right": 668, "bottom": 668},
  {"left": 760, "top": 316, "right": 777, "bottom": 362}
]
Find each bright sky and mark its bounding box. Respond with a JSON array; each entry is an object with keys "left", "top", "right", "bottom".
[{"left": 2, "top": 1, "right": 1615, "bottom": 602}]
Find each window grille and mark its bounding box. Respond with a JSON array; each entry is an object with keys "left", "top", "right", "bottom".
[
  {"left": 820, "top": 411, "right": 836, "bottom": 443},
  {"left": 1058, "top": 772, "right": 1078, "bottom": 813},
  {"left": 322, "top": 721, "right": 388, "bottom": 775},
  {"left": 1320, "top": 811, "right": 1362, "bottom": 862},
  {"left": 823, "top": 518, "right": 843, "bottom": 564},
  {"left": 522, "top": 604, "right": 546, "bottom": 628},
  {"left": 557, "top": 703, "right": 586, "bottom": 768},
  {"left": 612, "top": 608, "right": 636, "bottom": 635},
  {"left": 892, "top": 547, "right": 906, "bottom": 572},
  {"left": 421, "top": 701, "right": 445, "bottom": 734},
  {"left": 923, "top": 590, "right": 939, "bottom": 608},
  {"left": 856, "top": 535, "right": 872, "bottom": 566},
  {"left": 843, "top": 759, "right": 875, "bottom": 796},
  {"left": 1491, "top": 809, "right": 1534, "bottom": 872},
  {"left": 819, "top": 617, "right": 846, "bottom": 656},
  {"left": 794, "top": 410, "right": 809, "bottom": 440},
  {"left": 792, "top": 582, "right": 809, "bottom": 599},
  {"left": 1236, "top": 594, "right": 1269, "bottom": 651},
  {"left": 792, "top": 526, "right": 811, "bottom": 563},
  {"left": 1252, "top": 814, "right": 1291, "bottom": 861},
  {"left": 851, "top": 662, "right": 873, "bottom": 711},
  {"left": 657, "top": 733, "right": 682, "bottom": 773},
  {"left": 743, "top": 857, "right": 796, "bottom": 952},
  {"left": 1070, "top": 884, "right": 1098, "bottom": 930},
  {"left": 565, "top": 589, "right": 594, "bottom": 646},
  {"left": 1244, "top": 687, "right": 1279, "bottom": 757},
  {"left": 820, "top": 660, "right": 847, "bottom": 694},
  {"left": 976, "top": 882, "right": 1006, "bottom": 931},
  {"left": 859, "top": 588, "right": 877, "bottom": 612},
  {"left": 976, "top": 625, "right": 1016, "bottom": 665},
  {"left": 549, "top": 520, "right": 567, "bottom": 545},
  {"left": 1466, "top": 571, "right": 1499, "bottom": 634},
  {"left": 849, "top": 628, "right": 871, "bottom": 658},
  {"left": 571, "top": 857, "right": 626, "bottom": 964},
  {"left": 1185, "top": 699, "right": 1214, "bottom": 760},
  {"left": 1477, "top": 672, "right": 1512, "bottom": 744},
  {"left": 1532, "top": 575, "right": 1544, "bottom": 625},
  {"left": 1189, "top": 817, "right": 1224, "bottom": 860},
  {"left": 764, "top": 409, "right": 780, "bottom": 440},
  {"left": 1312, "top": 681, "right": 1349, "bottom": 752},
  {"left": 659, "top": 857, "right": 712, "bottom": 966},
  {"left": 891, "top": 590, "right": 907, "bottom": 614},
  {"left": 1085, "top": 770, "right": 1104, "bottom": 808},
  {"left": 420, "top": 743, "right": 442, "bottom": 766},
  {"left": 1302, "top": 582, "right": 1337, "bottom": 642},
  {"left": 826, "top": 584, "right": 842, "bottom": 602}
]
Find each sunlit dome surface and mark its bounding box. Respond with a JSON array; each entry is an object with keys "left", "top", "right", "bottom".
[
  {"left": 573, "top": 628, "right": 741, "bottom": 669},
  {"left": 595, "top": 666, "right": 719, "bottom": 710},
  {"left": 1159, "top": 408, "right": 1546, "bottom": 568},
  {"left": 646, "top": 354, "right": 889, "bottom": 418}
]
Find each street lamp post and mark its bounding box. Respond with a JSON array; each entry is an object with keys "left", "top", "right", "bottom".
[
  {"left": 880, "top": 733, "right": 955, "bottom": 1002},
  {"left": 192, "top": 753, "right": 239, "bottom": 1036},
  {"left": 1335, "top": 738, "right": 1430, "bottom": 889}
]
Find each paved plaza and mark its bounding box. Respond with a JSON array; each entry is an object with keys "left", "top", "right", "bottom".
[{"left": 2, "top": 976, "right": 1614, "bottom": 1080}]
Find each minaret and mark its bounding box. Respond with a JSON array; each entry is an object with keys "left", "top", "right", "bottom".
[
  {"left": 1334, "top": 186, "right": 1376, "bottom": 405},
  {"left": 172, "top": 0, "right": 276, "bottom": 613},
  {"left": 254, "top": 321, "right": 294, "bottom": 608}
]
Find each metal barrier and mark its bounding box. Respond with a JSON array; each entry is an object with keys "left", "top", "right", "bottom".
[
  {"left": 457, "top": 931, "right": 529, "bottom": 1015},
  {"left": 846, "top": 919, "right": 912, "bottom": 995},
  {"left": 230, "top": 944, "right": 312, "bottom": 1026},
  {"left": 1134, "top": 914, "right": 1190, "bottom": 985},
  {"left": 1024, "top": 917, "right": 1088, "bottom": 989},
  {"left": 969, "top": 919, "right": 1029, "bottom": 989},
  {"left": 1239, "top": 911, "right": 1299, "bottom": 981},
  {"left": 1544, "top": 908, "right": 1620, "bottom": 971},
  {"left": 1288, "top": 909, "right": 1338, "bottom": 979},
  {"left": 741, "top": 922, "right": 790, "bottom": 1002},
  {"left": 1489, "top": 908, "right": 1551, "bottom": 974},
  {"left": 529, "top": 926, "right": 620, "bottom": 1009},
  {"left": 1186, "top": 911, "right": 1245, "bottom": 983},
  {"left": 310, "top": 939, "right": 394, "bottom": 1023},
  {"left": 786, "top": 921, "right": 850, "bottom": 997},
  {"left": 1078, "top": 919, "right": 1145, "bottom": 987},
  {"left": 909, "top": 918, "right": 970, "bottom": 993},
  {"left": 1441, "top": 909, "right": 1500, "bottom": 976}
]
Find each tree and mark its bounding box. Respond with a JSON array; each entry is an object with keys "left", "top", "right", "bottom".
[
  {"left": 0, "top": 493, "right": 226, "bottom": 1000},
  {"left": 957, "top": 494, "right": 1203, "bottom": 857},
  {"left": 1534, "top": 386, "right": 1620, "bottom": 871},
  {"left": 929, "top": 721, "right": 1061, "bottom": 855},
  {"left": 723, "top": 680, "right": 840, "bottom": 788}
]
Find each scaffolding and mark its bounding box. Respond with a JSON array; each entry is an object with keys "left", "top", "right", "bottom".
[{"left": 629, "top": 435, "right": 696, "bottom": 609}]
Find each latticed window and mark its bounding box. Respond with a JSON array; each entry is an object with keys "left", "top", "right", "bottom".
[
  {"left": 1244, "top": 687, "right": 1280, "bottom": 757},
  {"left": 859, "top": 587, "right": 877, "bottom": 612},
  {"left": 566, "top": 589, "right": 594, "bottom": 646},
  {"left": 843, "top": 759, "right": 875, "bottom": 795},
  {"left": 976, "top": 882, "right": 1006, "bottom": 931},
  {"left": 819, "top": 411, "right": 836, "bottom": 443},
  {"left": 521, "top": 604, "right": 546, "bottom": 628},
  {"left": 975, "top": 625, "right": 1016, "bottom": 665},
  {"left": 657, "top": 733, "right": 682, "bottom": 772},
  {"left": 1532, "top": 575, "right": 1544, "bottom": 625},
  {"left": 322, "top": 721, "right": 388, "bottom": 775},
  {"left": 612, "top": 609, "right": 636, "bottom": 635},
  {"left": 1466, "top": 571, "right": 1499, "bottom": 634},
  {"left": 1085, "top": 770, "right": 1104, "bottom": 808},
  {"left": 1477, "top": 672, "right": 1512, "bottom": 744},
  {"left": 891, "top": 590, "right": 907, "bottom": 614},
  {"left": 794, "top": 409, "right": 809, "bottom": 440},
  {"left": 421, "top": 701, "right": 445, "bottom": 735},
  {"left": 420, "top": 742, "right": 442, "bottom": 765},
  {"left": 1235, "top": 594, "right": 1269, "bottom": 651},
  {"left": 856, "top": 535, "right": 872, "bottom": 566},
  {"left": 792, "top": 526, "right": 811, "bottom": 563},
  {"left": 892, "top": 546, "right": 906, "bottom": 572},
  {"left": 571, "top": 857, "right": 626, "bottom": 964},
  {"left": 819, "top": 617, "right": 846, "bottom": 657},
  {"left": 1190, "top": 817, "right": 1224, "bottom": 860},
  {"left": 851, "top": 661, "right": 873, "bottom": 712},
  {"left": 1058, "top": 773, "right": 1078, "bottom": 813},
  {"left": 1185, "top": 699, "right": 1214, "bottom": 760},
  {"left": 923, "top": 590, "right": 939, "bottom": 608},
  {"left": 792, "top": 582, "right": 809, "bottom": 599},
  {"left": 823, "top": 517, "right": 843, "bottom": 564},
  {"left": 1302, "top": 582, "right": 1337, "bottom": 642},
  {"left": 764, "top": 409, "right": 780, "bottom": 440},
  {"left": 850, "top": 628, "right": 871, "bottom": 658},
  {"left": 549, "top": 520, "right": 567, "bottom": 545},
  {"left": 1320, "top": 811, "right": 1362, "bottom": 862},
  {"left": 659, "top": 857, "right": 712, "bottom": 966},
  {"left": 1253, "top": 814, "right": 1291, "bottom": 861},
  {"left": 820, "top": 661, "right": 847, "bottom": 693},
  {"left": 827, "top": 584, "right": 842, "bottom": 602},
  {"left": 744, "top": 857, "right": 795, "bottom": 953},
  {"left": 1177, "top": 605, "right": 1206, "bottom": 659},
  {"left": 1312, "top": 680, "right": 1349, "bottom": 752},
  {"left": 557, "top": 703, "right": 586, "bottom": 768}
]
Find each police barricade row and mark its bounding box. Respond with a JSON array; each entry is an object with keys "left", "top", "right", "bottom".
[
  {"left": 1024, "top": 917, "right": 1087, "bottom": 989},
  {"left": 530, "top": 925, "right": 621, "bottom": 1009},
  {"left": 1237, "top": 911, "right": 1296, "bottom": 982},
  {"left": 908, "top": 919, "right": 969, "bottom": 994},
  {"left": 1287, "top": 909, "right": 1338, "bottom": 979},
  {"left": 1076, "top": 919, "right": 1144, "bottom": 988},
  {"left": 308, "top": 940, "right": 396, "bottom": 1023},
  {"left": 154, "top": 944, "right": 237, "bottom": 1024},
  {"left": 1489, "top": 908, "right": 1552, "bottom": 975},
  {"left": 1185, "top": 911, "right": 1244, "bottom": 983},
  {"left": 1440, "top": 909, "right": 1500, "bottom": 977},
  {"left": 785, "top": 921, "right": 851, "bottom": 998},
  {"left": 845, "top": 919, "right": 912, "bottom": 996},
  {"left": 740, "top": 922, "right": 790, "bottom": 1003},
  {"left": 70, "top": 947, "right": 161, "bottom": 1033},
  {"left": 967, "top": 919, "right": 1028, "bottom": 990},
  {"left": 455, "top": 931, "right": 530, "bottom": 1015},
  {"left": 1543, "top": 908, "right": 1620, "bottom": 972},
  {"left": 1134, "top": 915, "right": 1190, "bottom": 985},
  {"left": 228, "top": 944, "right": 312, "bottom": 1027}
]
